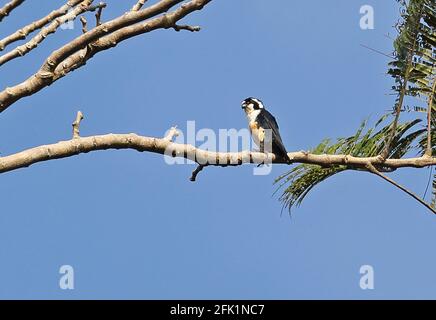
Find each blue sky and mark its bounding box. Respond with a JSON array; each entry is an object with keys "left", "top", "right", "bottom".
[{"left": 0, "top": 0, "right": 434, "bottom": 299}]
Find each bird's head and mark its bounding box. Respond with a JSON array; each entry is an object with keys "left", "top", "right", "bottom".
[{"left": 241, "top": 97, "right": 264, "bottom": 114}]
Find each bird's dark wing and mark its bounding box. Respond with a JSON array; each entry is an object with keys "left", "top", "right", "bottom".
[{"left": 257, "top": 109, "right": 288, "bottom": 158}]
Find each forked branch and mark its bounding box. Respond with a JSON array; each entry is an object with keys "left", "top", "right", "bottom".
[{"left": 0, "top": 0, "right": 211, "bottom": 113}]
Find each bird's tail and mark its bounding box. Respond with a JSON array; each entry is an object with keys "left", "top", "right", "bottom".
[
  {"left": 273, "top": 145, "right": 292, "bottom": 164},
  {"left": 283, "top": 153, "right": 292, "bottom": 164}
]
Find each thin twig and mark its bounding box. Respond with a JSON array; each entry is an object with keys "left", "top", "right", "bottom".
[
  {"left": 366, "top": 163, "right": 436, "bottom": 214},
  {"left": 360, "top": 44, "right": 394, "bottom": 59},
  {"left": 94, "top": 2, "right": 105, "bottom": 26},
  {"left": 164, "top": 126, "right": 179, "bottom": 142},
  {"left": 173, "top": 24, "right": 201, "bottom": 32},
  {"left": 132, "top": 0, "right": 147, "bottom": 11},
  {"left": 80, "top": 16, "right": 88, "bottom": 33},
  {"left": 423, "top": 166, "right": 433, "bottom": 199},
  {"left": 190, "top": 164, "right": 207, "bottom": 182},
  {"left": 72, "top": 111, "right": 84, "bottom": 139}
]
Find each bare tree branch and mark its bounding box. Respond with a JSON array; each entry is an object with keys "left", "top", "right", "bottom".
[
  {"left": 0, "top": 0, "right": 25, "bottom": 23},
  {"left": 0, "top": 0, "right": 83, "bottom": 51},
  {"left": 0, "top": 0, "right": 211, "bottom": 113},
  {"left": 1, "top": 132, "right": 436, "bottom": 174},
  {"left": 0, "top": 0, "right": 107, "bottom": 67},
  {"left": 0, "top": 105, "right": 435, "bottom": 212}
]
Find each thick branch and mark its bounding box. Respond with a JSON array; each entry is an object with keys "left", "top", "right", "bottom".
[
  {"left": 41, "top": 0, "right": 186, "bottom": 73},
  {"left": 2, "top": 133, "right": 436, "bottom": 176},
  {"left": 0, "top": 0, "right": 211, "bottom": 113},
  {"left": 0, "top": 0, "right": 25, "bottom": 23},
  {"left": 0, "top": 0, "right": 83, "bottom": 51},
  {"left": 52, "top": 0, "right": 209, "bottom": 81},
  {"left": 1, "top": 130, "right": 435, "bottom": 213}
]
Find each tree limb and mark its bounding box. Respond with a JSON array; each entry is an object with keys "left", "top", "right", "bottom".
[
  {"left": 0, "top": 121, "right": 435, "bottom": 212},
  {"left": 0, "top": 0, "right": 211, "bottom": 113},
  {"left": 1, "top": 132, "right": 436, "bottom": 175},
  {"left": 0, "top": 0, "right": 107, "bottom": 67},
  {"left": 0, "top": 0, "right": 25, "bottom": 23},
  {"left": 0, "top": 0, "right": 83, "bottom": 51}
]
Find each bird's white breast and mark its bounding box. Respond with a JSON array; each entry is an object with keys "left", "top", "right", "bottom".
[
  {"left": 245, "top": 109, "right": 261, "bottom": 123},
  {"left": 244, "top": 108, "right": 263, "bottom": 146}
]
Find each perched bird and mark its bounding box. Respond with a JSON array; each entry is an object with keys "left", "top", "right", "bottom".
[{"left": 241, "top": 97, "right": 290, "bottom": 162}]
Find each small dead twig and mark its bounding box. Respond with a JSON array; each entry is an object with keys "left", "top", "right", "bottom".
[
  {"left": 80, "top": 16, "right": 87, "bottom": 33},
  {"left": 94, "top": 2, "right": 105, "bottom": 26},
  {"left": 173, "top": 24, "right": 201, "bottom": 32},
  {"left": 164, "top": 126, "right": 179, "bottom": 142},
  {"left": 132, "top": 0, "right": 147, "bottom": 11},
  {"left": 72, "top": 111, "right": 84, "bottom": 139},
  {"left": 190, "top": 164, "right": 208, "bottom": 182}
]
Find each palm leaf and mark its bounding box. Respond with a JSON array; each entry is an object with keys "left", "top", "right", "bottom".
[{"left": 275, "top": 117, "right": 423, "bottom": 211}]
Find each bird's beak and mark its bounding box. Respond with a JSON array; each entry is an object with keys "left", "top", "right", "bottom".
[{"left": 241, "top": 102, "right": 246, "bottom": 109}]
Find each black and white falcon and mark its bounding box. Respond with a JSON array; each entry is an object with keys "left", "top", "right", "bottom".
[{"left": 241, "top": 97, "right": 290, "bottom": 162}]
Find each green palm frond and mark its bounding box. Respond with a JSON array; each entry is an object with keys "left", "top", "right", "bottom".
[
  {"left": 275, "top": 118, "right": 423, "bottom": 211},
  {"left": 274, "top": 0, "right": 435, "bottom": 213},
  {"left": 388, "top": 0, "right": 435, "bottom": 143}
]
